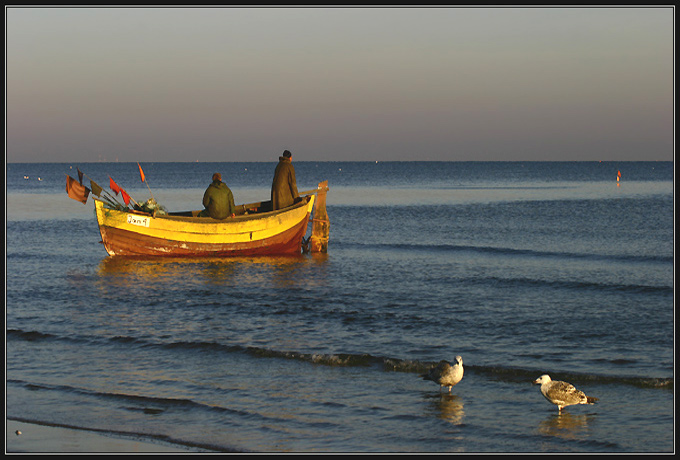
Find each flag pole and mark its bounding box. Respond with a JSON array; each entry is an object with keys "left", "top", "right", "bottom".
[
  {"left": 81, "top": 171, "right": 122, "bottom": 207},
  {"left": 79, "top": 167, "right": 142, "bottom": 209},
  {"left": 145, "top": 181, "right": 155, "bottom": 201},
  {"left": 126, "top": 192, "right": 141, "bottom": 208},
  {"left": 107, "top": 175, "right": 139, "bottom": 209},
  {"left": 138, "top": 162, "right": 155, "bottom": 201}
]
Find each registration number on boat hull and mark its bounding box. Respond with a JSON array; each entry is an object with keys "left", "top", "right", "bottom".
[{"left": 127, "top": 214, "right": 150, "bottom": 228}]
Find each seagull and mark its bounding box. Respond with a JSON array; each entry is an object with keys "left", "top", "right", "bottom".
[
  {"left": 422, "top": 356, "right": 464, "bottom": 393},
  {"left": 533, "top": 374, "right": 598, "bottom": 412}
]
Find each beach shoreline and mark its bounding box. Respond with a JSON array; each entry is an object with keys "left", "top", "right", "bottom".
[{"left": 6, "top": 419, "right": 199, "bottom": 453}]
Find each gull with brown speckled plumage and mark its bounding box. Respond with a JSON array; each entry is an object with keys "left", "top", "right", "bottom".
[
  {"left": 421, "top": 356, "right": 464, "bottom": 393},
  {"left": 533, "top": 374, "right": 598, "bottom": 412}
]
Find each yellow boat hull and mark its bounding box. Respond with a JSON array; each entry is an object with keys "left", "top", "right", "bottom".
[{"left": 94, "top": 196, "right": 315, "bottom": 257}]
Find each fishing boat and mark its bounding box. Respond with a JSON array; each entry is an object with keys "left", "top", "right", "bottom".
[{"left": 93, "top": 181, "right": 329, "bottom": 257}]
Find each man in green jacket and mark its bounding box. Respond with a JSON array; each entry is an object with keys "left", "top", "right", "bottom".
[
  {"left": 199, "top": 172, "right": 235, "bottom": 219},
  {"left": 271, "top": 150, "right": 300, "bottom": 210}
]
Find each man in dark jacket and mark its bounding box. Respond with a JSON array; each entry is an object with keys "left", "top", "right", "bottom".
[
  {"left": 271, "top": 150, "right": 300, "bottom": 210},
  {"left": 199, "top": 172, "right": 235, "bottom": 219}
]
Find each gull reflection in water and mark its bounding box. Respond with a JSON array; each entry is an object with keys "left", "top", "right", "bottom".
[
  {"left": 538, "top": 412, "right": 595, "bottom": 440},
  {"left": 427, "top": 393, "right": 465, "bottom": 425}
]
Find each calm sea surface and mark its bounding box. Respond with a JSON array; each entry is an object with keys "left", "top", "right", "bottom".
[{"left": 5, "top": 161, "right": 674, "bottom": 452}]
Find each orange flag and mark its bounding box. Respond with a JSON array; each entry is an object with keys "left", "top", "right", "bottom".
[
  {"left": 138, "top": 162, "right": 146, "bottom": 182},
  {"left": 66, "top": 175, "right": 90, "bottom": 204},
  {"left": 109, "top": 176, "right": 121, "bottom": 195}
]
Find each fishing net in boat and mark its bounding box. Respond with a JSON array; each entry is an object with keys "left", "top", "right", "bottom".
[{"left": 135, "top": 198, "right": 167, "bottom": 216}]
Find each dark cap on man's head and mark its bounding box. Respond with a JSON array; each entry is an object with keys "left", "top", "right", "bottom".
[
  {"left": 282, "top": 150, "right": 292, "bottom": 158},
  {"left": 212, "top": 173, "right": 221, "bottom": 182}
]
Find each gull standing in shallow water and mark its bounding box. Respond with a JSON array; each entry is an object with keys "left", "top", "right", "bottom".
[
  {"left": 421, "top": 356, "right": 464, "bottom": 393},
  {"left": 533, "top": 374, "right": 598, "bottom": 412}
]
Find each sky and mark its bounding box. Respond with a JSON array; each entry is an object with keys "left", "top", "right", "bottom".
[{"left": 5, "top": 6, "right": 675, "bottom": 162}]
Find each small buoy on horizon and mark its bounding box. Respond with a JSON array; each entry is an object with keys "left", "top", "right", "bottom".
[{"left": 15, "top": 430, "right": 22, "bottom": 436}]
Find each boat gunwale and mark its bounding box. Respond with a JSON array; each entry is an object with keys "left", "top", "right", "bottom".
[{"left": 94, "top": 195, "right": 314, "bottom": 225}]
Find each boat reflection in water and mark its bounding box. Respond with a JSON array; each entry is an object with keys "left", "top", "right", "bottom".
[{"left": 97, "top": 253, "right": 330, "bottom": 291}]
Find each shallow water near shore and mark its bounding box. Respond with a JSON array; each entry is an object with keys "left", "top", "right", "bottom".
[{"left": 6, "top": 161, "right": 674, "bottom": 452}]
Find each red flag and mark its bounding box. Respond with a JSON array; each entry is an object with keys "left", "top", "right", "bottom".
[
  {"left": 66, "top": 175, "right": 90, "bottom": 204},
  {"left": 121, "top": 189, "right": 131, "bottom": 206},
  {"left": 138, "top": 162, "right": 146, "bottom": 183},
  {"left": 109, "top": 176, "right": 121, "bottom": 195}
]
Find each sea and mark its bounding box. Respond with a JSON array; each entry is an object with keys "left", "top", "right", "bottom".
[{"left": 5, "top": 161, "right": 675, "bottom": 453}]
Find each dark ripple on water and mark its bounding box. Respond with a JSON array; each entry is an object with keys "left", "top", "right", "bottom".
[{"left": 8, "top": 329, "right": 672, "bottom": 390}]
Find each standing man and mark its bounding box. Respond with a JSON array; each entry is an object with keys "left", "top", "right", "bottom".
[
  {"left": 271, "top": 150, "right": 300, "bottom": 210},
  {"left": 199, "top": 172, "right": 235, "bottom": 219}
]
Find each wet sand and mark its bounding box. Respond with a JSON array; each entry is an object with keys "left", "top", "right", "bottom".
[{"left": 6, "top": 420, "right": 194, "bottom": 453}]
